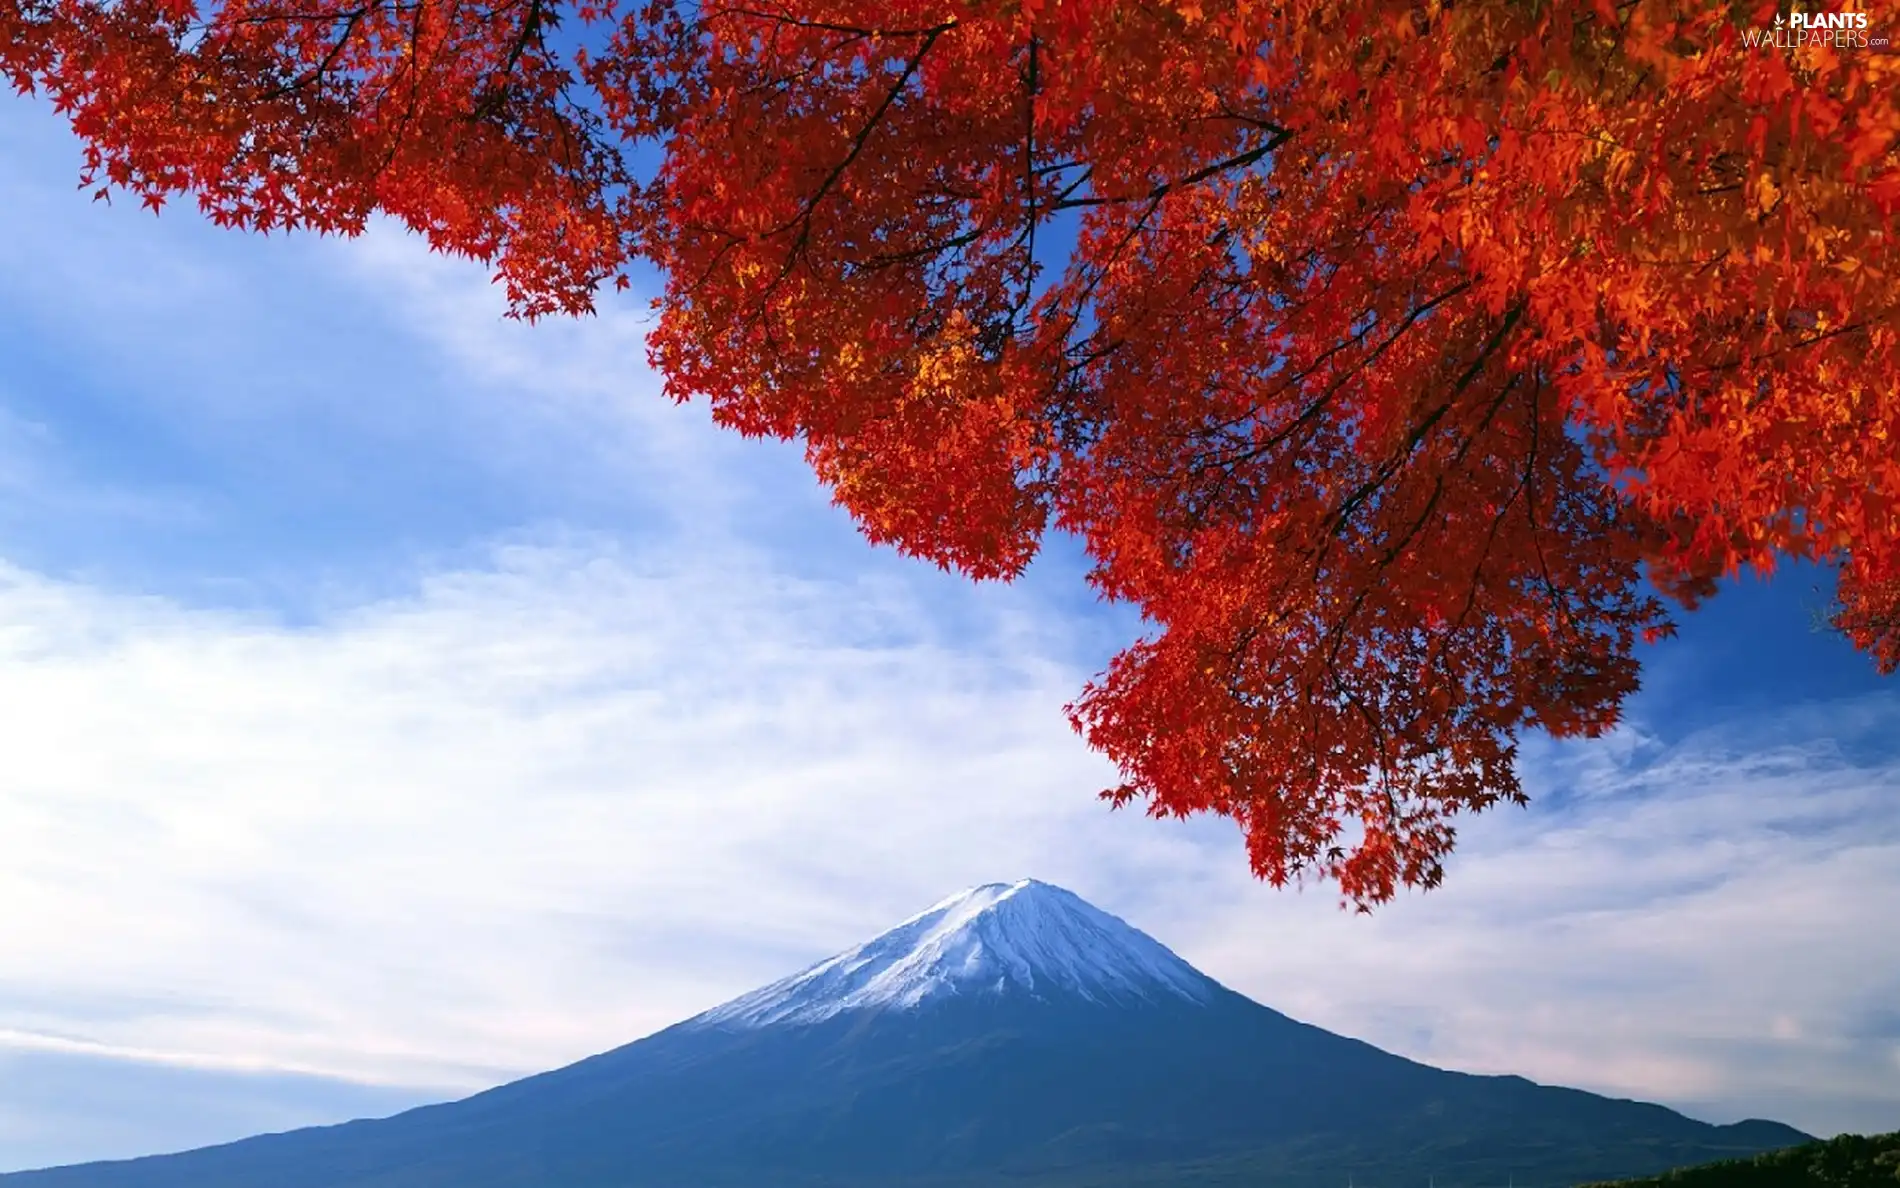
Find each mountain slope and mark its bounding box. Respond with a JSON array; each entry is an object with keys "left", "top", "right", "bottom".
[{"left": 2, "top": 880, "right": 1810, "bottom": 1188}]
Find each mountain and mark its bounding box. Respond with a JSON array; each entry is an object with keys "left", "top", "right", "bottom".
[{"left": 3, "top": 879, "right": 1810, "bottom": 1188}]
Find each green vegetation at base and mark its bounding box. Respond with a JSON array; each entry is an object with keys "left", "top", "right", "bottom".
[{"left": 1586, "top": 1132, "right": 1900, "bottom": 1188}]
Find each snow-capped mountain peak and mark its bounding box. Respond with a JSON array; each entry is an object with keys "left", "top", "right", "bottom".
[{"left": 693, "top": 879, "right": 1215, "bottom": 1029}]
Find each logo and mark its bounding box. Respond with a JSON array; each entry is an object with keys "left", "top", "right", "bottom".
[
  {"left": 1787, "top": 9, "right": 1869, "bottom": 27},
  {"left": 1743, "top": 8, "right": 1887, "bottom": 49}
]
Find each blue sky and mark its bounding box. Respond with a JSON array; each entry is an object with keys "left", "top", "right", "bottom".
[{"left": 1, "top": 97, "right": 1897, "bottom": 1171}]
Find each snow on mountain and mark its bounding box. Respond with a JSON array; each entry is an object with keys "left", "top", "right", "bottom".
[{"left": 693, "top": 879, "right": 1215, "bottom": 1029}]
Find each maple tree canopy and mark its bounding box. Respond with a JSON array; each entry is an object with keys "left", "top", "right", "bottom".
[{"left": 5, "top": 0, "right": 1896, "bottom": 905}]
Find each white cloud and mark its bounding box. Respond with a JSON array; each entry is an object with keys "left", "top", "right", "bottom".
[
  {"left": 0, "top": 538, "right": 1164, "bottom": 1092},
  {"left": 1169, "top": 713, "right": 1900, "bottom": 1138}
]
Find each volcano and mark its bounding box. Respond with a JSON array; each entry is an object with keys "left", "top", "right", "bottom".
[{"left": 2, "top": 879, "right": 1807, "bottom": 1188}]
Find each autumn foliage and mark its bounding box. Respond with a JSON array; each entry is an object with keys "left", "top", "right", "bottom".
[{"left": 5, "top": 0, "right": 1896, "bottom": 905}]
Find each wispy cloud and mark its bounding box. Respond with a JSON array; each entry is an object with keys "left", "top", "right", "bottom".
[
  {"left": 0, "top": 539, "right": 1151, "bottom": 1087},
  {"left": 1174, "top": 707, "right": 1900, "bottom": 1138}
]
